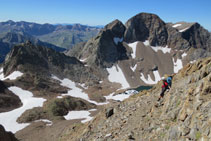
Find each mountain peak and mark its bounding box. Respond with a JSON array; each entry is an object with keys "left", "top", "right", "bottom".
[
  {"left": 104, "top": 19, "right": 125, "bottom": 37},
  {"left": 124, "top": 12, "right": 167, "bottom": 46}
]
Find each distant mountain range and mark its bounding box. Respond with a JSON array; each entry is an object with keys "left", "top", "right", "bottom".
[
  {"left": 0, "top": 20, "right": 101, "bottom": 63},
  {"left": 0, "top": 20, "right": 101, "bottom": 49},
  {"left": 0, "top": 31, "right": 66, "bottom": 63}
]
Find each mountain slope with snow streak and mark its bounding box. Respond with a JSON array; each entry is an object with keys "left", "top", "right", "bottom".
[
  {"left": 140, "top": 70, "right": 161, "bottom": 85},
  {"left": 128, "top": 42, "right": 138, "bottom": 58},
  {"left": 173, "top": 58, "right": 183, "bottom": 73},
  {"left": 107, "top": 65, "right": 130, "bottom": 89},
  {"left": 52, "top": 75, "right": 108, "bottom": 105},
  {"left": 0, "top": 69, "right": 23, "bottom": 81}
]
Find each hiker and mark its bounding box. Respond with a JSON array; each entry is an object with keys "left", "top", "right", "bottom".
[{"left": 157, "top": 79, "right": 170, "bottom": 101}]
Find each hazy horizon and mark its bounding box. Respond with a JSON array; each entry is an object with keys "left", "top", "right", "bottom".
[{"left": 0, "top": 0, "right": 210, "bottom": 31}]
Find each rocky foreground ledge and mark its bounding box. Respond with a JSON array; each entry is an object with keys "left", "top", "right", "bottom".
[{"left": 59, "top": 57, "right": 211, "bottom": 141}]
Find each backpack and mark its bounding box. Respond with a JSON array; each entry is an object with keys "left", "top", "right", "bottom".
[{"left": 167, "top": 76, "right": 172, "bottom": 85}]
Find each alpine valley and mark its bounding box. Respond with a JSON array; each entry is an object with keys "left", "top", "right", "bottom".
[{"left": 0, "top": 12, "right": 210, "bottom": 141}]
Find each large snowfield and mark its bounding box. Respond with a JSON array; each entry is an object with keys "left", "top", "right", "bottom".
[
  {"left": 107, "top": 65, "right": 130, "bottom": 89},
  {"left": 0, "top": 87, "right": 46, "bottom": 133}
]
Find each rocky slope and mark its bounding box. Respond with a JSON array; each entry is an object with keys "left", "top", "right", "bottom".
[
  {"left": 0, "top": 12, "right": 210, "bottom": 140},
  {"left": 60, "top": 57, "right": 211, "bottom": 141}
]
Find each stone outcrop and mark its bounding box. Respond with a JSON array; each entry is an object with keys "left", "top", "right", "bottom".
[{"left": 0, "top": 81, "right": 22, "bottom": 113}]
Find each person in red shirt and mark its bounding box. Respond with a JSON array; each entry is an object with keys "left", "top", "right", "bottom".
[{"left": 158, "top": 79, "right": 170, "bottom": 101}]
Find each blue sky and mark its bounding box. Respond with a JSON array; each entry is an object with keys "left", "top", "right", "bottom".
[{"left": 0, "top": 0, "right": 210, "bottom": 31}]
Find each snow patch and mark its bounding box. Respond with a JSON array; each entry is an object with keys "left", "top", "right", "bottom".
[
  {"left": 78, "top": 83, "right": 88, "bottom": 89},
  {"left": 105, "top": 92, "right": 130, "bottom": 101},
  {"left": 182, "top": 52, "right": 187, "bottom": 58},
  {"left": 172, "top": 24, "right": 182, "bottom": 28},
  {"left": 179, "top": 27, "right": 189, "bottom": 32},
  {"left": 140, "top": 70, "right": 161, "bottom": 85},
  {"left": 0, "top": 71, "right": 23, "bottom": 81},
  {"left": 64, "top": 110, "right": 93, "bottom": 123},
  {"left": 52, "top": 75, "right": 108, "bottom": 105},
  {"left": 35, "top": 119, "right": 53, "bottom": 126},
  {"left": 107, "top": 65, "right": 130, "bottom": 89},
  {"left": 105, "top": 133, "right": 112, "bottom": 137},
  {"left": 88, "top": 109, "right": 97, "bottom": 112},
  {"left": 113, "top": 37, "right": 123, "bottom": 45},
  {"left": 190, "top": 60, "right": 196, "bottom": 64},
  {"left": 80, "top": 58, "right": 88, "bottom": 62},
  {"left": 0, "top": 68, "right": 3, "bottom": 80},
  {"left": 0, "top": 87, "right": 46, "bottom": 133},
  {"left": 150, "top": 46, "right": 171, "bottom": 54},
  {"left": 143, "top": 40, "right": 150, "bottom": 46},
  {"left": 143, "top": 40, "right": 171, "bottom": 54},
  {"left": 131, "top": 64, "right": 137, "bottom": 72},
  {"left": 173, "top": 58, "right": 183, "bottom": 73},
  {"left": 128, "top": 42, "right": 138, "bottom": 58},
  {"left": 105, "top": 90, "right": 138, "bottom": 101}
]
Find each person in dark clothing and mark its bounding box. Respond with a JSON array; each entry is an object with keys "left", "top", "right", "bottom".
[{"left": 157, "top": 79, "right": 170, "bottom": 101}]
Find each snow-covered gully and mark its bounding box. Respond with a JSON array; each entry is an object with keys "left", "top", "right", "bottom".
[{"left": 0, "top": 87, "right": 46, "bottom": 133}]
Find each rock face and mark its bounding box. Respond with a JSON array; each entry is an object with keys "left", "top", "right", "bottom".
[
  {"left": 3, "top": 41, "right": 99, "bottom": 83},
  {"left": 69, "top": 20, "right": 128, "bottom": 69},
  {"left": 0, "top": 81, "right": 22, "bottom": 113},
  {"left": 60, "top": 57, "right": 211, "bottom": 141},
  {"left": 182, "top": 23, "right": 211, "bottom": 51},
  {"left": 124, "top": 13, "right": 168, "bottom": 46},
  {"left": 0, "top": 124, "right": 18, "bottom": 141}
]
